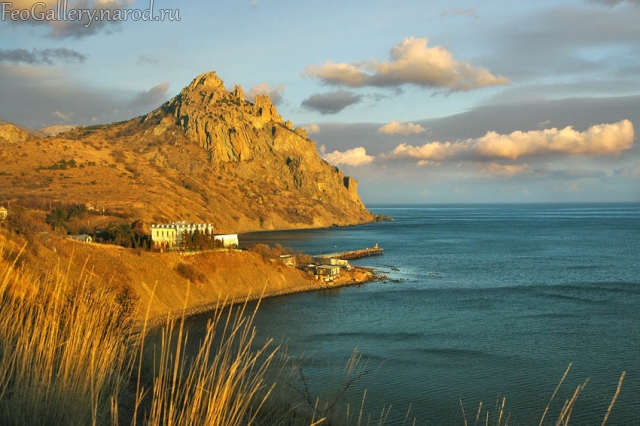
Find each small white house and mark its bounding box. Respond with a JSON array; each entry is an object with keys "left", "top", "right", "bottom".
[{"left": 316, "top": 265, "right": 341, "bottom": 277}]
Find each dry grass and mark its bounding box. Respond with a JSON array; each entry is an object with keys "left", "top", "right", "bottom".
[
  {"left": 131, "top": 298, "right": 279, "bottom": 426},
  {"left": 0, "top": 242, "right": 282, "bottom": 426},
  {"left": 459, "top": 363, "right": 627, "bottom": 426},
  {"left": 0, "top": 245, "right": 131, "bottom": 425}
]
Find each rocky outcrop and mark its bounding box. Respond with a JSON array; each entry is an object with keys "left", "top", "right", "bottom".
[
  {"left": 0, "top": 122, "right": 30, "bottom": 143},
  {"left": 152, "top": 71, "right": 372, "bottom": 226}
]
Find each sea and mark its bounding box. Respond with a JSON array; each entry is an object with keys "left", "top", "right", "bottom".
[{"left": 186, "top": 203, "right": 640, "bottom": 425}]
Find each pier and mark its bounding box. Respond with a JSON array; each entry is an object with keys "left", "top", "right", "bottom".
[{"left": 318, "top": 245, "right": 384, "bottom": 260}]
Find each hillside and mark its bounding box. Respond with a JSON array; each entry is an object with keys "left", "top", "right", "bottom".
[
  {"left": 0, "top": 119, "right": 43, "bottom": 143},
  {"left": 0, "top": 71, "right": 373, "bottom": 233}
]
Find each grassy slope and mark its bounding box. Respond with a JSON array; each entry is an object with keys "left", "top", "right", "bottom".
[{"left": 0, "top": 228, "right": 335, "bottom": 321}]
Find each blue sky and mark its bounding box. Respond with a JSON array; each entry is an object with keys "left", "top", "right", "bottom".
[{"left": 1, "top": 0, "right": 639, "bottom": 203}]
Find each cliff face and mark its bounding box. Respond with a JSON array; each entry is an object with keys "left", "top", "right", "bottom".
[
  {"left": 145, "top": 71, "right": 372, "bottom": 228},
  {"left": 0, "top": 72, "right": 373, "bottom": 232}
]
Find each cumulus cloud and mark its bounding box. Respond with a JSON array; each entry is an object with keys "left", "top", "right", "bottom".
[
  {"left": 323, "top": 147, "right": 375, "bottom": 167},
  {"left": 128, "top": 82, "right": 170, "bottom": 110},
  {"left": 0, "top": 48, "right": 87, "bottom": 64},
  {"left": 303, "top": 37, "right": 508, "bottom": 93},
  {"left": 301, "top": 90, "right": 362, "bottom": 114},
  {"left": 245, "top": 83, "right": 285, "bottom": 105},
  {"left": 387, "top": 120, "right": 635, "bottom": 163},
  {"left": 4, "top": 0, "right": 135, "bottom": 38},
  {"left": 303, "top": 123, "right": 320, "bottom": 134},
  {"left": 378, "top": 120, "right": 427, "bottom": 135},
  {"left": 440, "top": 7, "right": 480, "bottom": 20}
]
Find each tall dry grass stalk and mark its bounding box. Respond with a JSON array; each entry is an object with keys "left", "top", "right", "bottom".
[
  {"left": 132, "top": 299, "right": 279, "bottom": 426},
  {"left": 0, "top": 241, "right": 282, "bottom": 426},
  {"left": 459, "top": 363, "right": 626, "bottom": 426},
  {"left": 0, "top": 245, "right": 131, "bottom": 425}
]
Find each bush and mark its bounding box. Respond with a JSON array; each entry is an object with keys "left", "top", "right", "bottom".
[{"left": 175, "top": 262, "right": 206, "bottom": 283}]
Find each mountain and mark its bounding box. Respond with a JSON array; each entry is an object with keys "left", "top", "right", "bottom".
[
  {"left": 0, "top": 72, "right": 373, "bottom": 232},
  {"left": 39, "top": 125, "right": 79, "bottom": 137}
]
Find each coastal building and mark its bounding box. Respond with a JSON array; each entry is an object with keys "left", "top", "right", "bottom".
[
  {"left": 151, "top": 221, "right": 238, "bottom": 250},
  {"left": 151, "top": 224, "right": 178, "bottom": 249},
  {"left": 0, "top": 206, "right": 7, "bottom": 220},
  {"left": 317, "top": 257, "right": 349, "bottom": 267},
  {"left": 316, "top": 265, "right": 341, "bottom": 277}
]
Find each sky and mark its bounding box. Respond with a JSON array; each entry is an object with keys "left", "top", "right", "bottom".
[{"left": 1, "top": 0, "right": 639, "bottom": 204}]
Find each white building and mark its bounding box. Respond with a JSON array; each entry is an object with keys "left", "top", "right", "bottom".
[
  {"left": 151, "top": 221, "right": 215, "bottom": 249},
  {"left": 151, "top": 224, "right": 178, "bottom": 249}
]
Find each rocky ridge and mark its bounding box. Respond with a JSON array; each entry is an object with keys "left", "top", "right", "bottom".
[{"left": 0, "top": 71, "right": 373, "bottom": 232}]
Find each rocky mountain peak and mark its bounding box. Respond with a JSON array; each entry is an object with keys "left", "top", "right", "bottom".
[
  {"left": 146, "top": 70, "right": 372, "bottom": 225},
  {"left": 188, "top": 71, "right": 225, "bottom": 91}
]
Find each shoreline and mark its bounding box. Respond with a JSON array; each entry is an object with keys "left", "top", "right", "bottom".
[{"left": 142, "top": 266, "right": 383, "bottom": 329}]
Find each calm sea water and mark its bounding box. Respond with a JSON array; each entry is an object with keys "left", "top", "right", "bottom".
[{"left": 189, "top": 204, "right": 640, "bottom": 425}]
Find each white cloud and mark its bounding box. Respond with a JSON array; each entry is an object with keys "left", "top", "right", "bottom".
[
  {"left": 245, "top": 83, "right": 285, "bottom": 105},
  {"left": 390, "top": 141, "right": 457, "bottom": 162},
  {"left": 387, "top": 120, "right": 635, "bottom": 162},
  {"left": 304, "top": 37, "right": 509, "bottom": 93},
  {"left": 378, "top": 120, "right": 427, "bottom": 135},
  {"left": 323, "top": 147, "right": 375, "bottom": 167},
  {"left": 303, "top": 124, "right": 320, "bottom": 134}
]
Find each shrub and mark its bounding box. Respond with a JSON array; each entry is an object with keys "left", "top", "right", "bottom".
[{"left": 175, "top": 262, "right": 206, "bottom": 283}]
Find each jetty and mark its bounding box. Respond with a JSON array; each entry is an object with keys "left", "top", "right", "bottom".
[{"left": 318, "top": 245, "right": 384, "bottom": 261}]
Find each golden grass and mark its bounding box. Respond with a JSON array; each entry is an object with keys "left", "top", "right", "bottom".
[
  {"left": 459, "top": 363, "right": 627, "bottom": 426},
  {"left": 0, "top": 246, "right": 130, "bottom": 425},
  {"left": 0, "top": 242, "right": 280, "bottom": 426}
]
